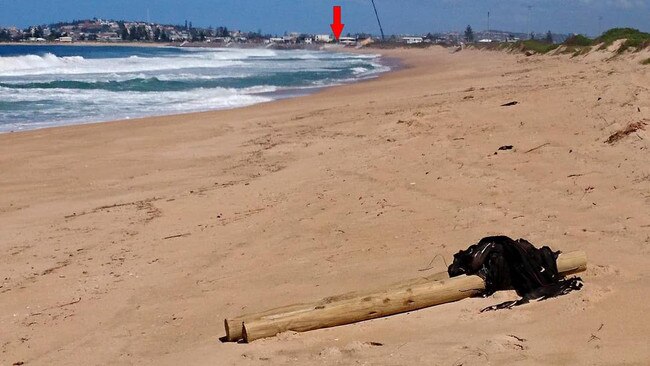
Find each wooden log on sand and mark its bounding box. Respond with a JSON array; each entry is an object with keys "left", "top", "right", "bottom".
[
  {"left": 224, "top": 271, "right": 450, "bottom": 342},
  {"left": 229, "top": 251, "right": 587, "bottom": 343},
  {"left": 243, "top": 275, "right": 486, "bottom": 342}
]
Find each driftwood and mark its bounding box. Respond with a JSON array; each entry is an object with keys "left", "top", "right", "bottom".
[
  {"left": 224, "top": 271, "right": 449, "bottom": 342},
  {"left": 225, "top": 251, "right": 587, "bottom": 343}
]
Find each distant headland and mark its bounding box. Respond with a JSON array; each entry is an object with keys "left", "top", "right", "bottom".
[{"left": 1, "top": 17, "right": 579, "bottom": 48}]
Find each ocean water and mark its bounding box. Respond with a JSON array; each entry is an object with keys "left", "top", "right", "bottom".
[{"left": 0, "top": 45, "right": 388, "bottom": 132}]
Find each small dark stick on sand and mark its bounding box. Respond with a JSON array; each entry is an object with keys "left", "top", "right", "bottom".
[
  {"left": 163, "top": 233, "right": 191, "bottom": 240},
  {"left": 501, "top": 101, "right": 519, "bottom": 107},
  {"left": 525, "top": 143, "right": 550, "bottom": 153}
]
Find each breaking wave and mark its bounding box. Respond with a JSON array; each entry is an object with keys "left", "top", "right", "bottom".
[{"left": 0, "top": 45, "right": 388, "bottom": 132}]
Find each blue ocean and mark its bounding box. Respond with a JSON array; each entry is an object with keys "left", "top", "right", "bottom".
[{"left": 0, "top": 45, "right": 388, "bottom": 132}]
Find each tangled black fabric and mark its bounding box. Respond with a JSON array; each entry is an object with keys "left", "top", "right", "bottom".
[{"left": 448, "top": 236, "right": 583, "bottom": 312}]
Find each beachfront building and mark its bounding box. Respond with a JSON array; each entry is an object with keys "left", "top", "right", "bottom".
[
  {"left": 402, "top": 36, "right": 424, "bottom": 44},
  {"left": 339, "top": 36, "right": 357, "bottom": 46},
  {"left": 206, "top": 36, "right": 232, "bottom": 44},
  {"left": 97, "top": 32, "right": 122, "bottom": 42},
  {"left": 315, "top": 34, "right": 333, "bottom": 43},
  {"left": 283, "top": 34, "right": 297, "bottom": 43}
]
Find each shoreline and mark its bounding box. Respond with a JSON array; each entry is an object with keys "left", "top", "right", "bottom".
[
  {"left": 0, "top": 41, "right": 175, "bottom": 48},
  {"left": 0, "top": 46, "right": 399, "bottom": 135},
  {"left": 1, "top": 46, "right": 649, "bottom": 365}
]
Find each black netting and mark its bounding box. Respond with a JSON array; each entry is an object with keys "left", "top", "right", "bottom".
[{"left": 448, "top": 236, "right": 583, "bottom": 312}]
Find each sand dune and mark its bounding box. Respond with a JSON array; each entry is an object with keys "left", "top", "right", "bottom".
[{"left": 1, "top": 46, "right": 649, "bottom": 365}]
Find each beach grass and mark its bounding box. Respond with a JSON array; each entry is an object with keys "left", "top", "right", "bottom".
[
  {"left": 641, "top": 57, "right": 650, "bottom": 65},
  {"left": 504, "top": 28, "right": 650, "bottom": 56},
  {"left": 564, "top": 34, "right": 593, "bottom": 47},
  {"left": 519, "top": 40, "right": 560, "bottom": 54},
  {"left": 572, "top": 47, "right": 592, "bottom": 57},
  {"left": 595, "top": 28, "right": 650, "bottom": 53}
]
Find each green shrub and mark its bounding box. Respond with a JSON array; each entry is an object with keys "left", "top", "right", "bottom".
[
  {"left": 595, "top": 28, "right": 650, "bottom": 52},
  {"left": 519, "top": 40, "right": 559, "bottom": 54},
  {"left": 564, "top": 34, "right": 592, "bottom": 47},
  {"left": 641, "top": 58, "right": 650, "bottom": 65}
]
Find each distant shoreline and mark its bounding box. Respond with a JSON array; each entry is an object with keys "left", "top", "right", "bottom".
[
  {"left": 0, "top": 41, "right": 175, "bottom": 48},
  {"left": 0, "top": 41, "right": 428, "bottom": 52},
  {"left": 0, "top": 41, "right": 338, "bottom": 51}
]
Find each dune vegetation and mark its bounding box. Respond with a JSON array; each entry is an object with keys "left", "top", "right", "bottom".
[{"left": 497, "top": 28, "right": 650, "bottom": 55}]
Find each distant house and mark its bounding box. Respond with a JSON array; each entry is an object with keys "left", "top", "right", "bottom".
[
  {"left": 58, "top": 36, "right": 73, "bottom": 42},
  {"left": 315, "top": 34, "right": 332, "bottom": 43},
  {"left": 214, "top": 36, "right": 232, "bottom": 43},
  {"left": 282, "top": 35, "right": 296, "bottom": 43},
  {"left": 98, "top": 32, "right": 121, "bottom": 42},
  {"left": 402, "top": 36, "right": 424, "bottom": 44},
  {"left": 9, "top": 27, "right": 22, "bottom": 39},
  {"left": 478, "top": 38, "right": 493, "bottom": 43},
  {"left": 338, "top": 36, "right": 357, "bottom": 45}
]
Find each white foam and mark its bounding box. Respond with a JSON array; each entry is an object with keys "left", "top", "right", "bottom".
[
  {"left": 351, "top": 67, "right": 369, "bottom": 75},
  {"left": 0, "top": 85, "right": 272, "bottom": 132},
  {"left": 0, "top": 52, "right": 244, "bottom": 77}
]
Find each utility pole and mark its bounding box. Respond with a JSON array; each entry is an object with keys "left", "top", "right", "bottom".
[
  {"left": 598, "top": 15, "right": 603, "bottom": 36},
  {"left": 527, "top": 5, "right": 533, "bottom": 39},
  {"left": 370, "top": 0, "right": 385, "bottom": 41},
  {"left": 487, "top": 11, "right": 490, "bottom": 33}
]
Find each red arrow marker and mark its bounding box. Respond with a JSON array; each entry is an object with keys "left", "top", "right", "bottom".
[{"left": 330, "top": 6, "right": 345, "bottom": 40}]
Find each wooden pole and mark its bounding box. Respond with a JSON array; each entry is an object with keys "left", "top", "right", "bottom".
[
  {"left": 224, "top": 271, "right": 450, "bottom": 342},
  {"left": 230, "top": 251, "right": 586, "bottom": 343},
  {"left": 553, "top": 250, "right": 588, "bottom": 275},
  {"left": 242, "top": 275, "right": 485, "bottom": 342}
]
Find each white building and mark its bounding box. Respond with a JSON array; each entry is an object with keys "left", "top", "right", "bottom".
[
  {"left": 338, "top": 36, "right": 357, "bottom": 45},
  {"left": 315, "top": 34, "right": 332, "bottom": 43},
  {"left": 402, "top": 36, "right": 424, "bottom": 44}
]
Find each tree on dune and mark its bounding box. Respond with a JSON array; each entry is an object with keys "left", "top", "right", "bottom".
[
  {"left": 545, "top": 30, "right": 553, "bottom": 43},
  {"left": 464, "top": 25, "right": 474, "bottom": 42}
]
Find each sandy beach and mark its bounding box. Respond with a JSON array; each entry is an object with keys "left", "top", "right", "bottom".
[{"left": 1, "top": 46, "right": 649, "bottom": 365}]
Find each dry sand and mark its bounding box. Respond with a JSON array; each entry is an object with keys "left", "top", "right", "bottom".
[{"left": 1, "top": 46, "right": 649, "bottom": 365}]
